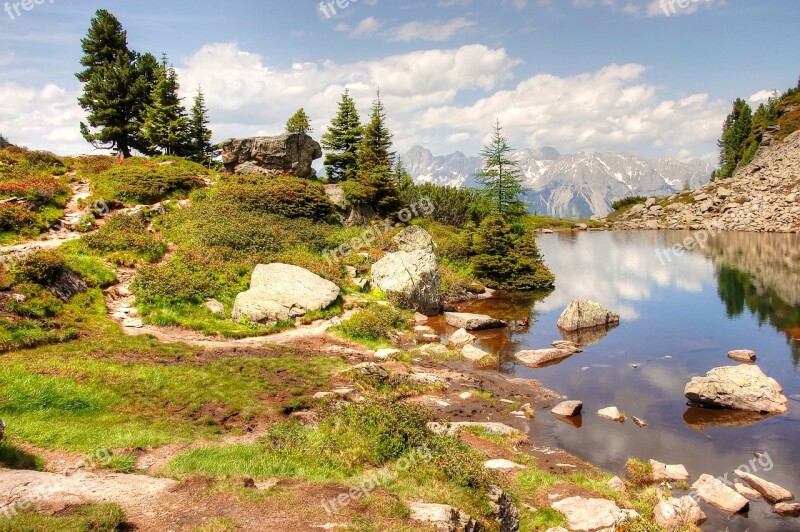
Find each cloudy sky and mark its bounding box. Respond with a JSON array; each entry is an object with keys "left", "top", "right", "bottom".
[{"left": 1, "top": 0, "right": 798, "bottom": 163}]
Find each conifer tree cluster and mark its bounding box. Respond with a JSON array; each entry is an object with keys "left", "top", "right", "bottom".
[
  {"left": 321, "top": 90, "right": 402, "bottom": 214},
  {"left": 77, "top": 10, "right": 213, "bottom": 163},
  {"left": 0, "top": 133, "right": 8, "bottom": 149}
]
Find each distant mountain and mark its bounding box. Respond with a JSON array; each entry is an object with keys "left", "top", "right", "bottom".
[{"left": 401, "top": 145, "right": 714, "bottom": 218}]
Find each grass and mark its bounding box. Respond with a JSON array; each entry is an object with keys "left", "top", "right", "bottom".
[
  {"left": 0, "top": 504, "right": 125, "bottom": 532},
  {"left": 625, "top": 458, "right": 655, "bottom": 485}
]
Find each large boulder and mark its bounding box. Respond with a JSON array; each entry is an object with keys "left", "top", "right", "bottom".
[
  {"left": 394, "top": 225, "right": 437, "bottom": 254},
  {"left": 232, "top": 263, "right": 340, "bottom": 325},
  {"left": 557, "top": 299, "right": 620, "bottom": 332},
  {"left": 371, "top": 228, "right": 442, "bottom": 315},
  {"left": 324, "top": 183, "right": 376, "bottom": 226},
  {"left": 220, "top": 133, "right": 322, "bottom": 178},
  {"left": 684, "top": 365, "right": 789, "bottom": 413}
]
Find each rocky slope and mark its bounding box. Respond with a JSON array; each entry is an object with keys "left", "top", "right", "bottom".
[
  {"left": 614, "top": 130, "right": 800, "bottom": 233},
  {"left": 401, "top": 145, "right": 713, "bottom": 218}
]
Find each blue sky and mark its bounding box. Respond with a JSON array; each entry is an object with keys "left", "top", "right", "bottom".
[{"left": 1, "top": 0, "right": 798, "bottom": 162}]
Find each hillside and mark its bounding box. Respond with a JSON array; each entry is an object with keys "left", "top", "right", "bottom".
[
  {"left": 612, "top": 130, "right": 800, "bottom": 232},
  {"left": 402, "top": 145, "right": 713, "bottom": 219}
]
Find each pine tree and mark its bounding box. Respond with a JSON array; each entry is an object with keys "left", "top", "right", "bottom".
[
  {"left": 321, "top": 89, "right": 362, "bottom": 182},
  {"left": 0, "top": 134, "right": 8, "bottom": 149},
  {"left": 476, "top": 120, "right": 527, "bottom": 220},
  {"left": 393, "top": 159, "right": 414, "bottom": 191},
  {"left": 286, "top": 108, "right": 312, "bottom": 135},
  {"left": 77, "top": 10, "right": 152, "bottom": 158},
  {"left": 186, "top": 89, "right": 214, "bottom": 165},
  {"left": 717, "top": 98, "right": 753, "bottom": 178},
  {"left": 352, "top": 91, "right": 400, "bottom": 213},
  {"left": 141, "top": 54, "right": 190, "bottom": 156}
]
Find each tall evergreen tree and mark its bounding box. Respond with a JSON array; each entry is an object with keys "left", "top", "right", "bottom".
[
  {"left": 476, "top": 120, "right": 527, "bottom": 220},
  {"left": 351, "top": 91, "right": 400, "bottom": 214},
  {"left": 716, "top": 98, "right": 753, "bottom": 178},
  {"left": 0, "top": 134, "right": 8, "bottom": 149},
  {"left": 393, "top": 159, "right": 414, "bottom": 191},
  {"left": 76, "top": 10, "right": 152, "bottom": 158},
  {"left": 186, "top": 89, "right": 214, "bottom": 165},
  {"left": 286, "top": 108, "right": 312, "bottom": 134},
  {"left": 321, "top": 89, "right": 362, "bottom": 182},
  {"left": 141, "top": 54, "right": 190, "bottom": 156}
]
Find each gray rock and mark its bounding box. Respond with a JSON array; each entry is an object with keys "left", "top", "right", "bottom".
[
  {"left": 204, "top": 299, "right": 225, "bottom": 315},
  {"left": 349, "top": 362, "right": 389, "bottom": 382},
  {"left": 607, "top": 476, "right": 626, "bottom": 492},
  {"left": 427, "top": 421, "right": 521, "bottom": 437},
  {"left": 653, "top": 496, "right": 707, "bottom": 531},
  {"left": 374, "top": 348, "right": 401, "bottom": 360},
  {"left": 735, "top": 470, "right": 794, "bottom": 504},
  {"left": 445, "top": 312, "right": 506, "bottom": 331},
  {"left": 551, "top": 401, "right": 583, "bottom": 417},
  {"left": 684, "top": 365, "right": 789, "bottom": 413},
  {"left": 691, "top": 474, "right": 749, "bottom": 514},
  {"left": 372, "top": 246, "right": 442, "bottom": 316},
  {"left": 408, "top": 502, "right": 480, "bottom": 531},
  {"left": 597, "top": 407, "right": 624, "bottom": 422},
  {"left": 515, "top": 348, "right": 578, "bottom": 368},
  {"left": 462, "top": 344, "right": 493, "bottom": 363},
  {"left": 220, "top": 132, "right": 322, "bottom": 178},
  {"left": 232, "top": 264, "right": 340, "bottom": 325},
  {"left": 649, "top": 460, "right": 689, "bottom": 482},
  {"left": 447, "top": 328, "right": 477, "bottom": 349},
  {"left": 487, "top": 486, "right": 520, "bottom": 532},
  {"left": 773, "top": 502, "right": 800, "bottom": 517},
  {"left": 733, "top": 482, "right": 762, "bottom": 499},
  {"left": 393, "top": 225, "right": 437, "bottom": 254},
  {"left": 556, "top": 299, "right": 620, "bottom": 332},
  {"left": 551, "top": 496, "right": 634, "bottom": 531}
]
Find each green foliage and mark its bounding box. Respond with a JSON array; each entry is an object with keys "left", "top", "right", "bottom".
[
  {"left": 186, "top": 89, "right": 214, "bottom": 165},
  {"left": 335, "top": 305, "right": 411, "bottom": 342},
  {"left": 0, "top": 133, "right": 9, "bottom": 149},
  {"left": 214, "top": 174, "right": 334, "bottom": 221},
  {"left": 625, "top": 458, "right": 654, "bottom": 485},
  {"left": 476, "top": 120, "right": 527, "bottom": 220},
  {"left": 81, "top": 212, "right": 167, "bottom": 264},
  {"left": 611, "top": 196, "right": 647, "bottom": 211},
  {"left": 14, "top": 250, "right": 68, "bottom": 286},
  {"left": 77, "top": 9, "right": 154, "bottom": 157},
  {"left": 140, "top": 54, "right": 190, "bottom": 156},
  {"left": 471, "top": 214, "right": 555, "bottom": 290},
  {"left": 322, "top": 89, "right": 363, "bottom": 182},
  {"left": 401, "top": 183, "right": 493, "bottom": 226},
  {"left": 716, "top": 98, "right": 753, "bottom": 179},
  {"left": 0, "top": 204, "right": 37, "bottom": 232},
  {"left": 89, "top": 156, "right": 207, "bottom": 205},
  {"left": 286, "top": 108, "right": 312, "bottom": 134},
  {"left": 0, "top": 503, "right": 126, "bottom": 532}
]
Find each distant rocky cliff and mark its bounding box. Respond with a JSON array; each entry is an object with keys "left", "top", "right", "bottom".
[{"left": 614, "top": 130, "right": 800, "bottom": 233}]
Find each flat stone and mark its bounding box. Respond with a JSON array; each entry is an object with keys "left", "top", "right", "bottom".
[
  {"left": 551, "top": 400, "right": 583, "bottom": 417},
  {"left": 462, "top": 344, "right": 493, "bottom": 362},
  {"left": 728, "top": 349, "right": 757, "bottom": 363},
  {"left": 597, "top": 407, "right": 624, "bottom": 422},
  {"left": 773, "top": 502, "right": 800, "bottom": 517},
  {"left": 515, "top": 348, "right": 577, "bottom": 368},
  {"left": 650, "top": 460, "right": 690, "bottom": 482},
  {"left": 653, "top": 496, "right": 707, "bottom": 531},
  {"left": 122, "top": 318, "right": 143, "bottom": 328},
  {"left": 735, "top": 470, "right": 794, "bottom": 503},
  {"left": 551, "top": 496, "right": 628, "bottom": 531},
  {"left": 484, "top": 459, "right": 525, "bottom": 470},
  {"left": 458, "top": 392, "right": 472, "bottom": 400},
  {"left": 733, "top": 482, "right": 762, "bottom": 500},
  {"left": 427, "top": 421, "right": 521, "bottom": 437},
  {"left": 445, "top": 312, "right": 506, "bottom": 331},
  {"left": 691, "top": 474, "right": 749, "bottom": 514},
  {"left": 446, "top": 328, "right": 477, "bottom": 349},
  {"left": 408, "top": 502, "right": 479, "bottom": 530},
  {"left": 374, "top": 348, "right": 401, "bottom": 360}
]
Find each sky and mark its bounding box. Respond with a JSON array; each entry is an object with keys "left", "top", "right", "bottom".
[{"left": 0, "top": 0, "right": 798, "bottom": 163}]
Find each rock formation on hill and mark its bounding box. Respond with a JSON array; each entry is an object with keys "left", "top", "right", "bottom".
[
  {"left": 614, "top": 130, "right": 800, "bottom": 232},
  {"left": 221, "top": 132, "right": 322, "bottom": 178}
]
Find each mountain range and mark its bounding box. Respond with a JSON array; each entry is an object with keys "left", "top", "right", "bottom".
[{"left": 401, "top": 145, "right": 714, "bottom": 218}]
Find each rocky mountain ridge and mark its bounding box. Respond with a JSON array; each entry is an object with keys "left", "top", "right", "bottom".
[
  {"left": 614, "top": 130, "right": 800, "bottom": 233},
  {"left": 401, "top": 145, "right": 713, "bottom": 218}
]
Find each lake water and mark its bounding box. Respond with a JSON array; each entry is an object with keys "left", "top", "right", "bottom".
[{"left": 440, "top": 231, "right": 800, "bottom": 531}]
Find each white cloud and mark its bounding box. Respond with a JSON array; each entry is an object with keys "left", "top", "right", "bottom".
[
  {"left": 388, "top": 17, "right": 476, "bottom": 42},
  {"left": 749, "top": 89, "right": 779, "bottom": 103},
  {"left": 349, "top": 16, "right": 382, "bottom": 38},
  {"left": 572, "top": 0, "right": 726, "bottom": 18}
]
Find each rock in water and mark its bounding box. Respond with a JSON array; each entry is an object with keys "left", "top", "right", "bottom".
[
  {"left": 447, "top": 328, "right": 477, "bottom": 349},
  {"left": 445, "top": 312, "right": 506, "bottom": 331},
  {"left": 515, "top": 347, "right": 580, "bottom": 368},
  {"left": 557, "top": 299, "right": 620, "bottom": 332},
  {"left": 728, "top": 349, "right": 757, "bottom": 363},
  {"left": 773, "top": 503, "right": 800, "bottom": 517},
  {"left": 735, "top": 471, "right": 794, "bottom": 504},
  {"left": 551, "top": 401, "right": 583, "bottom": 417},
  {"left": 684, "top": 365, "right": 789, "bottom": 413},
  {"left": 372, "top": 250, "right": 442, "bottom": 316},
  {"left": 220, "top": 132, "right": 322, "bottom": 178},
  {"left": 232, "top": 263, "right": 340, "bottom": 324},
  {"left": 691, "top": 474, "right": 749, "bottom": 514},
  {"left": 597, "top": 407, "right": 624, "bottom": 422}
]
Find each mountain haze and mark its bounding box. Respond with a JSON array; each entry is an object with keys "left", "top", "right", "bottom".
[{"left": 402, "top": 146, "right": 714, "bottom": 218}]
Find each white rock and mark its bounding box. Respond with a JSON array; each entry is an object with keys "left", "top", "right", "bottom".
[
  {"left": 484, "top": 459, "right": 525, "bottom": 470},
  {"left": 597, "top": 407, "right": 624, "bottom": 422}
]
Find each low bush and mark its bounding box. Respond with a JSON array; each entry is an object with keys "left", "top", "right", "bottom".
[
  {"left": 14, "top": 250, "right": 68, "bottom": 286},
  {"left": 611, "top": 196, "right": 647, "bottom": 211},
  {"left": 215, "top": 174, "right": 334, "bottom": 221},
  {"left": 0, "top": 204, "right": 37, "bottom": 232},
  {"left": 400, "top": 183, "right": 493, "bottom": 226},
  {"left": 335, "top": 304, "right": 410, "bottom": 342},
  {"left": 90, "top": 157, "right": 208, "bottom": 205},
  {"left": 82, "top": 213, "right": 166, "bottom": 264}
]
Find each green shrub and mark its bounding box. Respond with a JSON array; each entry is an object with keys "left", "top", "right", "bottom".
[
  {"left": 215, "top": 174, "right": 334, "bottom": 221},
  {"left": 336, "top": 304, "right": 410, "bottom": 342},
  {"left": 0, "top": 204, "right": 37, "bottom": 232},
  {"left": 401, "top": 183, "right": 493, "bottom": 226},
  {"left": 611, "top": 196, "right": 647, "bottom": 211},
  {"left": 14, "top": 250, "right": 67, "bottom": 285},
  {"left": 0, "top": 503, "right": 125, "bottom": 531},
  {"left": 625, "top": 457, "right": 654, "bottom": 485},
  {"left": 82, "top": 213, "right": 166, "bottom": 264},
  {"left": 90, "top": 157, "right": 208, "bottom": 205}
]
